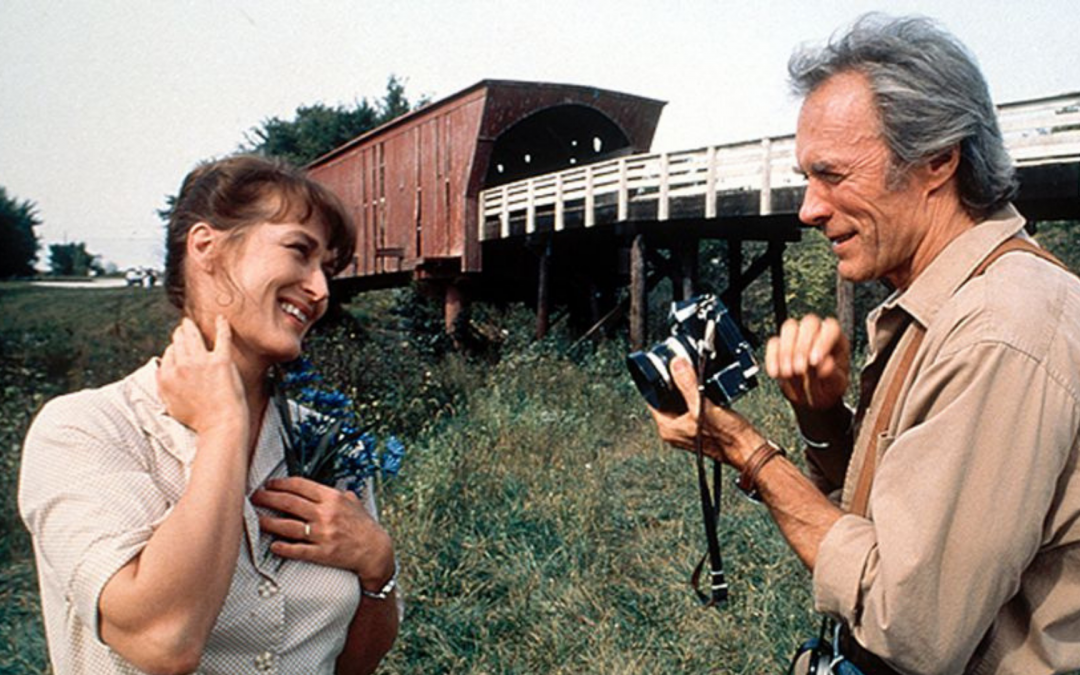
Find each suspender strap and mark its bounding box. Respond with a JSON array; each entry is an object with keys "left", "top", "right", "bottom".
[
  {"left": 981, "top": 237, "right": 1069, "bottom": 271},
  {"left": 848, "top": 326, "right": 923, "bottom": 517},
  {"left": 848, "top": 236, "right": 1067, "bottom": 517}
]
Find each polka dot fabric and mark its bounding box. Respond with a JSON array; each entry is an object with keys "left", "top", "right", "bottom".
[{"left": 19, "top": 360, "right": 371, "bottom": 674}]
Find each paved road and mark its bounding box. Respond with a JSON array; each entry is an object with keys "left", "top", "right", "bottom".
[{"left": 29, "top": 278, "right": 132, "bottom": 289}]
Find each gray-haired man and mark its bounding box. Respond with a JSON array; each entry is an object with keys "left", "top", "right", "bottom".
[{"left": 652, "top": 14, "right": 1080, "bottom": 674}]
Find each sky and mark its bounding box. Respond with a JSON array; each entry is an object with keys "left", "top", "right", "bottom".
[{"left": 2, "top": 0, "right": 1079, "bottom": 271}]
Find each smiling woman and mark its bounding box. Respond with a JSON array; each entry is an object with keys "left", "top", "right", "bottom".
[
  {"left": 162, "top": 155, "right": 355, "bottom": 314},
  {"left": 18, "top": 155, "right": 400, "bottom": 675}
]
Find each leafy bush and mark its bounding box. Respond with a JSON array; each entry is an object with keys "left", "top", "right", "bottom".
[{"left": 300, "top": 288, "right": 476, "bottom": 439}]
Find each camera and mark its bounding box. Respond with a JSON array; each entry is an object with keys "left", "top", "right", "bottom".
[{"left": 627, "top": 294, "right": 758, "bottom": 414}]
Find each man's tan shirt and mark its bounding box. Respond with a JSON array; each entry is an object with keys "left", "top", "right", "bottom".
[{"left": 813, "top": 206, "right": 1080, "bottom": 674}]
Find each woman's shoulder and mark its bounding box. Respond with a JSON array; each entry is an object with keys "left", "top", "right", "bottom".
[{"left": 28, "top": 359, "right": 159, "bottom": 444}]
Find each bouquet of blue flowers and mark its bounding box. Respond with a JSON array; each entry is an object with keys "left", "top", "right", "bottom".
[{"left": 273, "top": 358, "right": 405, "bottom": 497}]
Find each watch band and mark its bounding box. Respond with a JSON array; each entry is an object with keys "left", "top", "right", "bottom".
[
  {"left": 798, "top": 428, "right": 831, "bottom": 449},
  {"left": 361, "top": 562, "right": 397, "bottom": 600}
]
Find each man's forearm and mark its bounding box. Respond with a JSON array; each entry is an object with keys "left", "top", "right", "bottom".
[{"left": 753, "top": 454, "right": 845, "bottom": 570}]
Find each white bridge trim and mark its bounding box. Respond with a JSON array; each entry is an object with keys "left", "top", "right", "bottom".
[{"left": 479, "top": 92, "right": 1080, "bottom": 241}]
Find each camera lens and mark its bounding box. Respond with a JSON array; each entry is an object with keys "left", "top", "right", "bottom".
[{"left": 626, "top": 336, "right": 696, "bottom": 414}]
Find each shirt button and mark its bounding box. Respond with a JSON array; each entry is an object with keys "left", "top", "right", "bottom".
[
  {"left": 257, "top": 579, "right": 279, "bottom": 598},
  {"left": 254, "top": 651, "right": 276, "bottom": 671}
]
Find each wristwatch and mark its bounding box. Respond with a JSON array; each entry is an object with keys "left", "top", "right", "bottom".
[{"left": 361, "top": 562, "right": 398, "bottom": 600}]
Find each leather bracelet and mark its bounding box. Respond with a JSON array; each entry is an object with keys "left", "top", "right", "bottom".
[
  {"left": 361, "top": 561, "right": 397, "bottom": 600},
  {"left": 736, "top": 440, "right": 786, "bottom": 501}
]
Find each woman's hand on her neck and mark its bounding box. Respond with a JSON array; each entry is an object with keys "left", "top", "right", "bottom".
[
  {"left": 103, "top": 314, "right": 253, "bottom": 671},
  {"left": 157, "top": 315, "right": 249, "bottom": 438}
]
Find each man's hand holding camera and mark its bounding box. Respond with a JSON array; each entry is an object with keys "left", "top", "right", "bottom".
[
  {"left": 647, "top": 313, "right": 850, "bottom": 473},
  {"left": 647, "top": 357, "right": 766, "bottom": 472},
  {"left": 640, "top": 304, "right": 846, "bottom": 572}
]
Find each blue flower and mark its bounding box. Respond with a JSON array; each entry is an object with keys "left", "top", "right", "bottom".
[
  {"left": 281, "top": 358, "right": 321, "bottom": 386},
  {"left": 381, "top": 436, "right": 405, "bottom": 477},
  {"left": 313, "top": 389, "right": 353, "bottom": 413},
  {"left": 273, "top": 360, "right": 405, "bottom": 499}
]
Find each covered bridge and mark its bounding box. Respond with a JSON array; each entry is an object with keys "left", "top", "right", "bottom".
[
  {"left": 307, "top": 79, "right": 665, "bottom": 329},
  {"left": 311, "top": 80, "right": 1080, "bottom": 345}
]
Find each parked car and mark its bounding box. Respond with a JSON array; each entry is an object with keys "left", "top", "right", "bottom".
[{"left": 124, "top": 267, "right": 157, "bottom": 288}]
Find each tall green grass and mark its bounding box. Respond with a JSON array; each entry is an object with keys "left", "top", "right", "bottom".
[
  {"left": 1, "top": 283, "right": 816, "bottom": 674},
  {"left": 375, "top": 340, "right": 815, "bottom": 674}
]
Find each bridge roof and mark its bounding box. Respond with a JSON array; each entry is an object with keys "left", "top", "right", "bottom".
[{"left": 307, "top": 79, "right": 667, "bottom": 168}]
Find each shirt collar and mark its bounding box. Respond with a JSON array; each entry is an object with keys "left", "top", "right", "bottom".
[
  {"left": 248, "top": 401, "right": 286, "bottom": 494},
  {"left": 888, "top": 204, "right": 1027, "bottom": 329},
  {"left": 124, "top": 358, "right": 285, "bottom": 492},
  {"left": 125, "top": 358, "right": 197, "bottom": 468}
]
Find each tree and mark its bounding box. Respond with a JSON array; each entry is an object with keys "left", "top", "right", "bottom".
[
  {"left": 48, "top": 242, "right": 103, "bottom": 277},
  {"left": 1030, "top": 220, "right": 1080, "bottom": 271},
  {"left": 243, "top": 102, "right": 375, "bottom": 167},
  {"left": 243, "top": 75, "right": 426, "bottom": 166},
  {"left": 376, "top": 75, "right": 413, "bottom": 125},
  {"left": 0, "top": 186, "right": 41, "bottom": 278}
]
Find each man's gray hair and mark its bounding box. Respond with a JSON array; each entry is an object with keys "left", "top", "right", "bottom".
[{"left": 788, "top": 13, "right": 1017, "bottom": 219}]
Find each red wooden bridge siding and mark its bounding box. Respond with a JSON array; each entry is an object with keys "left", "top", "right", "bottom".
[{"left": 308, "top": 80, "right": 665, "bottom": 290}]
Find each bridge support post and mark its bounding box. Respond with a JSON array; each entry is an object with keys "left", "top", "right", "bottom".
[
  {"left": 769, "top": 242, "right": 788, "bottom": 328},
  {"left": 445, "top": 282, "right": 466, "bottom": 338},
  {"left": 727, "top": 239, "right": 744, "bottom": 325},
  {"left": 630, "top": 233, "right": 647, "bottom": 350},
  {"left": 836, "top": 275, "right": 855, "bottom": 343},
  {"left": 674, "top": 237, "right": 698, "bottom": 301},
  {"left": 536, "top": 239, "right": 552, "bottom": 339}
]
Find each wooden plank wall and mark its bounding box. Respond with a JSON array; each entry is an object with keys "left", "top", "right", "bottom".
[{"left": 309, "top": 90, "right": 487, "bottom": 278}]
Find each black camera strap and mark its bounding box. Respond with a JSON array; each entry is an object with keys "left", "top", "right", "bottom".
[{"left": 690, "top": 348, "right": 728, "bottom": 608}]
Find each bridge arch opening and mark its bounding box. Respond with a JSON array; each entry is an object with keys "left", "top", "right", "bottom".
[{"left": 484, "top": 104, "right": 632, "bottom": 187}]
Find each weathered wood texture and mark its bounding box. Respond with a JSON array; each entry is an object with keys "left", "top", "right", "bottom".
[
  {"left": 630, "top": 234, "right": 647, "bottom": 349},
  {"left": 307, "top": 80, "right": 665, "bottom": 289}
]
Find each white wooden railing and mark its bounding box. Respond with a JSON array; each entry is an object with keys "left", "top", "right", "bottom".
[{"left": 479, "top": 92, "right": 1080, "bottom": 241}]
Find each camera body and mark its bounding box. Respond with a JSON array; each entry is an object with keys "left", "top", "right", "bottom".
[{"left": 627, "top": 294, "right": 758, "bottom": 414}]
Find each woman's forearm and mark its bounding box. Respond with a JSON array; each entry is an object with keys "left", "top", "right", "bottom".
[
  {"left": 99, "top": 421, "right": 249, "bottom": 673},
  {"left": 336, "top": 589, "right": 400, "bottom": 675}
]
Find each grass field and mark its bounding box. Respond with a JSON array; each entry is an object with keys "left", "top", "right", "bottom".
[{"left": 0, "top": 282, "right": 818, "bottom": 674}]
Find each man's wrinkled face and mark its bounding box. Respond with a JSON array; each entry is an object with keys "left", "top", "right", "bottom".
[{"left": 795, "top": 71, "right": 933, "bottom": 289}]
